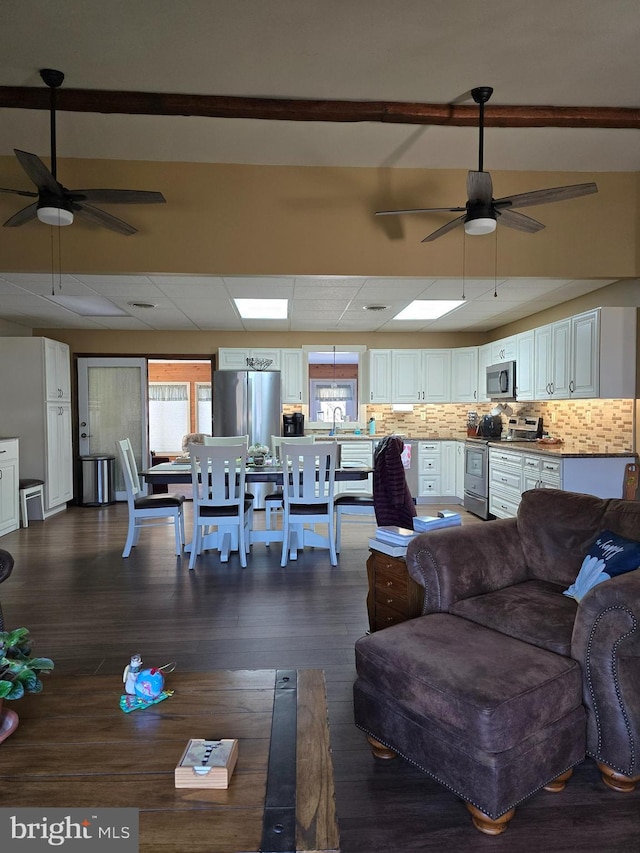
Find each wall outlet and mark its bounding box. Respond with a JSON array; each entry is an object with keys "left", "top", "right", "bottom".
[
  {"left": 551, "top": 411, "right": 557, "bottom": 424},
  {"left": 586, "top": 410, "right": 592, "bottom": 424},
  {"left": 420, "top": 411, "right": 427, "bottom": 420}
]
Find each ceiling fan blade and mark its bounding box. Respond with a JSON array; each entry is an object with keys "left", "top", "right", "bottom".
[
  {"left": 376, "top": 205, "right": 465, "bottom": 216},
  {"left": 14, "top": 150, "right": 61, "bottom": 196},
  {"left": 494, "top": 182, "right": 598, "bottom": 210},
  {"left": 0, "top": 186, "right": 38, "bottom": 198},
  {"left": 497, "top": 208, "right": 545, "bottom": 233},
  {"left": 73, "top": 202, "right": 137, "bottom": 235},
  {"left": 69, "top": 189, "right": 166, "bottom": 205},
  {"left": 3, "top": 202, "right": 39, "bottom": 227},
  {"left": 467, "top": 170, "right": 493, "bottom": 203},
  {"left": 421, "top": 214, "right": 466, "bottom": 243}
]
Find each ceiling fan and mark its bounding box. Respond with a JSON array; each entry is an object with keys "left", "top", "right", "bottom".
[
  {"left": 376, "top": 86, "right": 598, "bottom": 242},
  {"left": 0, "top": 69, "right": 165, "bottom": 235}
]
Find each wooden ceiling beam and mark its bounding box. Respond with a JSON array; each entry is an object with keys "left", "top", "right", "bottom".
[{"left": 0, "top": 86, "right": 639, "bottom": 129}]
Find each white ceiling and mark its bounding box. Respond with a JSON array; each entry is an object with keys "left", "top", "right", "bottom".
[
  {"left": 0, "top": 272, "right": 615, "bottom": 332},
  {"left": 0, "top": 1, "right": 637, "bottom": 332}
]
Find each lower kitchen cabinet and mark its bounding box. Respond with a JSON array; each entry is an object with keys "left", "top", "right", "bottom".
[
  {"left": 417, "top": 440, "right": 457, "bottom": 502},
  {"left": 366, "top": 549, "right": 424, "bottom": 632},
  {"left": 0, "top": 438, "right": 19, "bottom": 536},
  {"left": 490, "top": 446, "right": 636, "bottom": 519}
]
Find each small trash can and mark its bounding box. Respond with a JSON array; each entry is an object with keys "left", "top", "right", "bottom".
[{"left": 79, "top": 455, "right": 116, "bottom": 506}]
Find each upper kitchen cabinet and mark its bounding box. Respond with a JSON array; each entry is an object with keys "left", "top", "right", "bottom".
[
  {"left": 451, "top": 347, "right": 478, "bottom": 403},
  {"left": 491, "top": 336, "right": 517, "bottom": 363},
  {"left": 44, "top": 338, "right": 72, "bottom": 401},
  {"left": 367, "top": 350, "right": 392, "bottom": 403},
  {"left": 0, "top": 337, "right": 73, "bottom": 515},
  {"left": 218, "top": 348, "right": 282, "bottom": 370},
  {"left": 514, "top": 331, "right": 535, "bottom": 401},
  {"left": 280, "top": 349, "right": 305, "bottom": 404},
  {"left": 391, "top": 350, "right": 451, "bottom": 404},
  {"left": 534, "top": 308, "right": 633, "bottom": 400},
  {"left": 476, "top": 344, "right": 493, "bottom": 404}
]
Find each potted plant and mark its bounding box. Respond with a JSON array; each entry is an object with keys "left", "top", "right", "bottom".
[{"left": 0, "top": 549, "right": 54, "bottom": 744}]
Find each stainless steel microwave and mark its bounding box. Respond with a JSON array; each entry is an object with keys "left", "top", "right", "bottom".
[{"left": 486, "top": 360, "right": 517, "bottom": 401}]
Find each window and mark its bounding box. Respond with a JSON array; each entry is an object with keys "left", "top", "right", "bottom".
[
  {"left": 149, "top": 383, "right": 190, "bottom": 453},
  {"left": 196, "top": 383, "right": 212, "bottom": 433}
]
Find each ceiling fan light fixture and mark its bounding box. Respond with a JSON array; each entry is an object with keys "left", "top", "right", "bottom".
[
  {"left": 464, "top": 217, "right": 496, "bottom": 236},
  {"left": 37, "top": 205, "right": 74, "bottom": 227}
]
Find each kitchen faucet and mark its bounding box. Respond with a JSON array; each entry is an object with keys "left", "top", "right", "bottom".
[{"left": 330, "top": 405, "right": 344, "bottom": 436}]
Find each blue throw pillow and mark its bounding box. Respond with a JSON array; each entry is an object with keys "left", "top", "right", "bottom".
[{"left": 563, "top": 529, "right": 640, "bottom": 602}]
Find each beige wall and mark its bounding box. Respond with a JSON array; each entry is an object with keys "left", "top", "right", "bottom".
[{"left": 0, "top": 157, "right": 637, "bottom": 280}]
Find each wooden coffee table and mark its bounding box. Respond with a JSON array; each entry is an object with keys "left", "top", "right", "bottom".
[{"left": 0, "top": 669, "right": 339, "bottom": 853}]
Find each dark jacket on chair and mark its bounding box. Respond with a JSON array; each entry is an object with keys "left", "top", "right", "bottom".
[{"left": 373, "top": 435, "right": 416, "bottom": 529}]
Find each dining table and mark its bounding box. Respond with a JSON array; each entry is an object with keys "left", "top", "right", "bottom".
[{"left": 140, "top": 461, "right": 373, "bottom": 559}]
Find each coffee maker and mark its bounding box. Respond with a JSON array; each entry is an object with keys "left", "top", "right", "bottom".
[{"left": 283, "top": 413, "right": 305, "bottom": 436}]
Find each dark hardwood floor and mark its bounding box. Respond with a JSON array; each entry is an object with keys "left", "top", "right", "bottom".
[{"left": 1, "top": 503, "right": 638, "bottom": 851}]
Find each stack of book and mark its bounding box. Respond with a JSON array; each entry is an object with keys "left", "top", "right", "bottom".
[
  {"left": 413, "top": 510, "right": 462, "bottom": 532},
  {"left": 368, "top": 526, "right": 418, "bottom": 557}
]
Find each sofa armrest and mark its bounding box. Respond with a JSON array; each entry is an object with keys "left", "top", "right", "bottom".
[
  {"left": 405, "top": 518, "right": 529, "bottom": 613},
  {"left": 572, "top": 570, "right": 640, "bottom": 777}
]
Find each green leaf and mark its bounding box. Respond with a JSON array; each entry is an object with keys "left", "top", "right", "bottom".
[
  {"left": 0, "top": 680, "right": 13, "bottom": 698},
  {"left": 28, "top": 657, "right": 54, "bottom": 672},
  {"left": 6, "top": 681, "right": 24, "bottom": 700}
]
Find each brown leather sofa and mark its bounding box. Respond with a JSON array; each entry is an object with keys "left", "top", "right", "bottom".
[{"left": 353, "top": 489, "right": 640, "bottom": 834}]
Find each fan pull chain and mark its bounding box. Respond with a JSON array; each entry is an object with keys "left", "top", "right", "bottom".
[
  {"left": 493, "top": 228, "right": 498, "bottom": 298},
  {"left": 461, "top": 231, "right": 466, "bottom": 300}
]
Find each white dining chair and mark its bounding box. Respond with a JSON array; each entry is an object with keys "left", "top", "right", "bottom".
[
  {"left": 115, "top": 438, "right": 186, "bottom": 558},
  {"left": 265, "top": 434, "right": 315, "bottom": 531},
  {"left": 203, "top": 435, "right": 249, "bottom": 446},
  {"left": 280, "top": 441, "right": 338, "bottom": 567},
  {"left": 188, "top": 443, "right": 252, "bottom": 570}
]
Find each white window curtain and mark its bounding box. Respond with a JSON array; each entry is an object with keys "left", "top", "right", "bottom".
[
  {"left": 149, "top": 383, "right": 189, "bottom": 453},
  {"left": 196, "top": 383, "right": 212, "bottom": 433}
]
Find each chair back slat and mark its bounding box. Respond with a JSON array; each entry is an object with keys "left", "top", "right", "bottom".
[
  {"left": 281, "top": 442, "right": 337, "bottom": 506},
  {"left": 189, "top": 444, "right": 248, "bottom": 508},
  {"left": 271, "top": 433, "right": 314, "bottom": 461},
  {"left": 203, "top": 435, "right": 249, "bottom": 447},
  {"left": 116, "top": 438, "right": 142, "bottom": 500}
]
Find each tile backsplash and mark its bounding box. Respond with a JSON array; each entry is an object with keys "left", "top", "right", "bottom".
[
  {"left": 365, "top": 399, "right": 635, "bottom": 453},
  {"left": 283, "top": 399, "right": 635, "bottom": 452}
]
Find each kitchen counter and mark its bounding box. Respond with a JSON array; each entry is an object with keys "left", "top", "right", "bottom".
[{"left": 467, "top": 437, "right": 635, "bottom": 459}]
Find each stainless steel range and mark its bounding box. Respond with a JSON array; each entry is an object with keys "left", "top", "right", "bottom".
[{"left": 464, "top": 440, "right": 489, "bottom": 519}]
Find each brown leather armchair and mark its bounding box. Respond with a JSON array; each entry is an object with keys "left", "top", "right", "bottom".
[{"left": 354, "top": 489, "right": 640, "bottom": 833}]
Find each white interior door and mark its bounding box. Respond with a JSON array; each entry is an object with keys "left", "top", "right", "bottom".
[{"left": 77, "top": 357, "right": 148, "bottom": 500}]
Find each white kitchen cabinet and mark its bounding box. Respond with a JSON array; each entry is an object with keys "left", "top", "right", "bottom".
[
  {"left": 218, "top": 348, "right": 282, "bottom": 370},
  {"left": 367, "top": 350, "right": 392, "bottom": 403},
  {"left": 0, "top": 337, "right": 73, "bottom": 515},
  {"left": 491, "top": 336, "right": 517, "bottom": 363},
  {"left": 455, "top": 440, "right": 465, "bottom": 501},
  {"left": 0, "top": 438, "right": 19, "bottom": 536},
  {"left": 451, "top": 347, "right": 479, "bottom": 402},
  {"left": 440, "top": 441, "right": 457, "bottom": 498},
  {"left": 281, "top": 349, "right": 305, "bottom": 404},
  {"left": 45, "top": 338, "right": 72, "bottom": 401},
  {"left": 417, "top": 440, "right": 456, "bottom": 501},
  {"left": 515, "top": 330, "right": 535, "bottom": 401},
  {"left": 489, "top": 447, "right": 524, "bottom": 519},
  {"left": 391, "top": 350, "right": 452, "bottom": 404},
  {"left": 532, "top": 309, "right": 631, "bottom": 401},
  {"left": 476, "top": 344, "right": 492, "bottom": 404},
  {"left": 391, "top": 350, "right": 422, "bottom": 403}
]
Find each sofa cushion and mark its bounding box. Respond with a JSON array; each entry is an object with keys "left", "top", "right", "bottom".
[
  {"left": 449, "top": 579, "right": 577, "bottom": 655},
  {"left": 517, "top": 489, "right": 609, "bottom": 586},
  {"left": 354, "top": 613, "right": 582, "bottom": 753}
]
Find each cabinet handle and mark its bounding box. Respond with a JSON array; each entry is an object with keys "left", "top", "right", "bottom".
[
  {"left": 386, "top": 598, "right": 394, "bottom": 605},
  {"left": 0, "top": 450, "right": 5, "bottom": 454},
  {"left": 569, "top": 379, "right": 575, "bottom": 393},
  {"left": 386, "top": 580, "right": 394, "bottom": 587}
]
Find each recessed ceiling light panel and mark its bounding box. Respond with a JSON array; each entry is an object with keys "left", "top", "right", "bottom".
[
  {"left": 234, "top": 298, "right": 288, "bottom": 319},
  {"left": 393, "top": 300, "right": 464, "bottom": 321}
]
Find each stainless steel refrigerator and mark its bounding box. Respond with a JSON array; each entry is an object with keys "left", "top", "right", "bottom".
[{"left": 213, "top": 370, "right": 282, "bottom": 508}]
